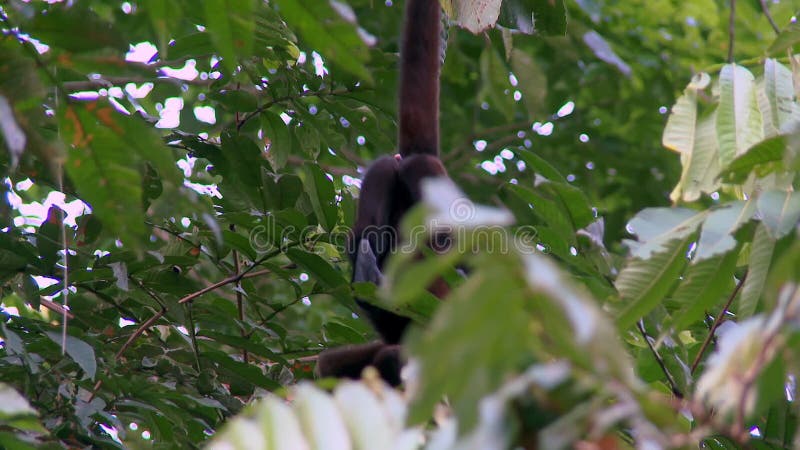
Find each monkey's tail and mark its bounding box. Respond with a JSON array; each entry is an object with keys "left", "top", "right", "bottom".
[{"left": 398, "top": 0, "right": 441, "bottom": 158}]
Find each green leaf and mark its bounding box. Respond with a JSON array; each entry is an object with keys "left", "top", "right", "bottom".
[
  {"left": 716, "top": 64, "right": 763, "bottom": 167},
  {"left": 757, "top": 190, "right": 800, "bottom": 240},
  {"left": 615, "top": 235, "right": 693, "bottom": 331},
  {"left": 408, "top": 266, "right": 531, "bottom": 431},
  {"left": 261, "top": 111, "right": 291, "bottom": 170},
  {"left": 142, "top": 0, "right": 181, "bottom": 56},
  {"left": 719, "top": 134, "right": 788, "bottom": 183},
  {"left": 203, "top": 351, "right": 282, "bottom": 391},
  {"left": 664, "top": 247, "right": 738, "bottom": 333},
  {"left": 737, "top": 223, "right": 775, "bottom": 318},
  {"left": 203, "top": 0, "right": 257, "bottom": 74},
  {"left": 35, "top": 206, "right": 63, "bottom": 272},
  {"left": 694, "top": 201, "right": 753, "bottom": 260},
  {"left": 272, "top": 0, "right": 372, "bottom": 82},
  {"left": 663, "top": 73, "right": 706, "bottom": 154},
  {"left": 45, "top": 332, "right": 97, "bottom": 380},
  {"left": 499, "top": 0, "right": 567, "bottom": 35},
  {"left": 515, "top": 149, "right": 567, "bottom": 183},
  {"left": 505, "top": 184, "right": 573, "bottom": 237},
  {"left": 510, "top": 49, "right": 547, "bottom": 117},
  {"left": 479, "top": 46, "right": 515, "bottom": 121},
  {"left": 767, "top": 22, "right": 800, "bottom": 56},
  {"left": 28, "top": 6, "right": 127, "bottom": 53},
  {"left": 286, "top": 248, "right": 347, "bottom": 289},
  {"left": 61, "top": 103, "right": 145, "bottom": 243},
  {"left": 623, "top": 208, "right": 705, "bottom": 259},
  {"left": 301, "top": 163, "right": 337, "bottom": 231},
  {"left": 761, "top": 58, "right": 798, "bottom": 133},
  {"left": 209, "top": 90, "right": 259, "bottom": 113}
]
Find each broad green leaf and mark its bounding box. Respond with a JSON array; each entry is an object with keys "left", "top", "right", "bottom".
[
  {"left": 719, "top": 134, "right": 789, "bottom": 183},
  {"left": 505, "top": 184, "right": 574, "bottom": 237},
  {"left": 762, "top": 59, "right": 798, "bottom": 133},
  {"left": 716, "top": 64, "right": 763, "bottom": 167},
  {"left": 671, "top": 112, "right": 721, "bottom": 202},
  {"left": 623, "top": 207, "right": 705, "bottom": 259},
  {"left": 737, "top": 223, "right": 775, "bottom": 318},
  {"left": 694, "top": 201, "right": 753, "bottom": 260},
  {"left": 35, "top": 206, "right": 63, "bottom": 272},
  {"left": 639, "top": 314, "right": 692, "bottom": 395},
  {"left": 203, "top": 0, "right": 257, "bottom": 74},
  {"left": 479, "top": 46, "right": 516, "bottom": 121},
  {"left": 27, "top": 6, "right": 127, "bottom": 53},
  {"left": 167, "top": 32, "right": 216, "bottom": 60},
  {"left": 204, "top": 352, "right": 283, "bottom": 391},
  {"left": 510, "top": 49, "right": 547, "bottom": 117},
  {"left": 615, "top": 235, "right": 693, "bottom": 331},
  {"left": 45, "top": 332, "right": 97, "bottom": 380},
  {"left": 498, "top": 0, "right": 567, "bottom": 35},
  {"left": 408, "top": 263, "right": 531, "bottom": 430},
  {"left": 663, "top": 73, "right": 708, "bottom": 154},
  {"left": 767, "top": 22, "right": 800, "bottom": 56},
  {"left": 664, "top": 247, "right": 738, "bottom": 334},
  {"left": 261, "top": 111, "right": 292, "bottom": 170},
  {"left": 272, "top": 0, "right": 372, "bottom": 82},
  {"left": 61, "top": 103, "right": 145, "bottom": 243},
  {"left": 515, "top": 149, "right": 567, "bottom": 183},
  {"left": 386, "top": 248, "right": 461, "bottom": 316},
  {"left": 286, "top": 247, "right": 347, "bottom": 289},
  {"left": 544, "top": 181, "right": 594, "bottom": 230},
  {"left": 301, "top": 163, "right": 337, "bottom": 231},
  {"left": 142, "top": 0, "right": 181, "bottom": 56},
  {"left": 208, "top": 90, "right": 259, "bottom": 113},
  {"left": 756, "top": 190, "right": 800, "bottom": 239}
]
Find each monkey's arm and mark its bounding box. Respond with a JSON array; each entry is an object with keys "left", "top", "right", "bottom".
[{"left": 316, "top": 342, "right": 404, "bottom": 386}]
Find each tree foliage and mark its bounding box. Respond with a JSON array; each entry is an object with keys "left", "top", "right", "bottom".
[{"left": 0, "top": 0, "right": 799, "bottom": 449}]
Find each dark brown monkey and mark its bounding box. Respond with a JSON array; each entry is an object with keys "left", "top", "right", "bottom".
[{"left": 317, "top": 0, "right": 449, "bottom": 385}]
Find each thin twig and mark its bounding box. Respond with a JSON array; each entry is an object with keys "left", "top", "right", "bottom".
[
  {"left": 248, "top": 296, "right": 303, "bottom": 336},
  {"left": 178, "top": 268, "right": 272, "bottom": 304},
  {"left": 637, "top": 321, "right": 684, "bottom": 398},
  {"left": 57, "top": 169, "right": 69, "bottom": 354},
  {"left": 114, "top": 308, "right": 167, "bottom": 360},
  {"left": 727, "top": 0, "right": 737, "bottom": 63},
  {"left": 691, "top": 271, "right": 748, "bottom": 374},
  {"left": 758, "top": 0, "right": 781, "bottom": 35},
  {"left": 186, "top": 304, "right": 201, "bottom": 371},
  {"left": 148, "top": 222, "right": 216, "bottom": 260},
  {"left": 231, "top": 226, "right": 248, "bottom": 362},
  {"left": 62, "top": 76, "right": 212, "bottom": 92},
  {"left": 40, "top": 298, "right": 74, "bottom": 319},
  {"left": 235, "top": 87, "right": 355, "bottom": 131}
]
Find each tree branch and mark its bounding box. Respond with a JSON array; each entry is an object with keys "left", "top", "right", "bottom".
[
  {"left": 759, "top": 0, "right": 781, "bottom": 35},
  {"left": 114, "top": 307, "right": 167, "bottom": 360},
  {"left": 235, "top": 87, "right": 356, "bottom": 131},
  {"left": 638, "top": 321, "right": 683, "bottom": 398},
  {"left": 691, "top": 271, "right": 748, "bottom": 374},
  {"left": 727, "top": 0, "right": 737, "bottom": 63},
  {"left": 177, "top": 268, "right": 271, "bottom": 304}
]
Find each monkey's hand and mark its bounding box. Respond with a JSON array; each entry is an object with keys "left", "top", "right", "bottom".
[{"left": 353, "top": 238, "right": 384, "bottom": 285}]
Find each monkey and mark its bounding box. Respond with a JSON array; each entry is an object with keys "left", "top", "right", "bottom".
[{"left": 316, "top": 0, "right": 449, "bottom": 385}]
